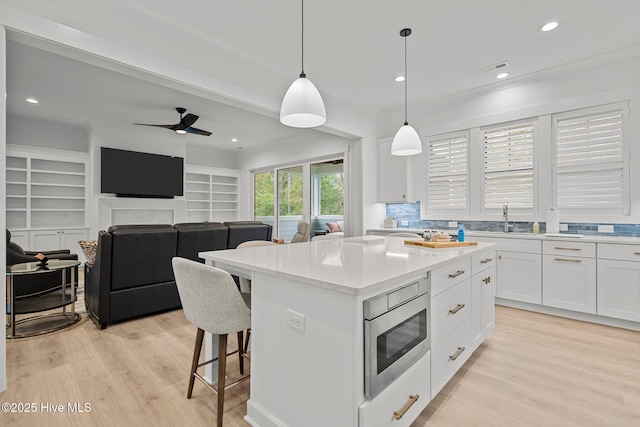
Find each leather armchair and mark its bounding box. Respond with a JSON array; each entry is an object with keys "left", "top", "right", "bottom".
[{"left": 6, "top": 229, "right": 78, "bottom": 298}]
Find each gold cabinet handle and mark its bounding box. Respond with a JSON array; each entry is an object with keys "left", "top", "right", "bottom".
[
  {"left": 553, "top": 247, "right": 581, "bottom": 251},
  {"left": 448, "top": 270, "right": 465, "bottom": 278},
  {"left": 480, "top": 258, "right": 493, "bottom": 264},
  {"left": 554, "top": 258, "right": 582, "bottom": 263},
  {"left": 448, "top": 304, "right": 465, "bottom": 315},
  {"left": 483, "top": 276, "right": 491, "bottom": 284},
  {"left": 393, "top": 394, "right": 419, "bottom": 420},
  {"left": 634, "top": 253, "right": 640, "bottom": 256},
  {"left": 449, "top": 347, "right": 466, "bottom": 361}
]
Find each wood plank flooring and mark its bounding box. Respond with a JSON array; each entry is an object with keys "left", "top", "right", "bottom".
[{"left": 2, "top": 305, "right": 639, "bottom": 427}]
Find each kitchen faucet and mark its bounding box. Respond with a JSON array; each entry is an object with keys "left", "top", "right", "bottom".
[{"left": 502, "top": 203, "right": 513, "bottom": 232}]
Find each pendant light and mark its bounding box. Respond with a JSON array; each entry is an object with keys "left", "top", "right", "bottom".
[
  {"left": 280, "top": 0, "right": 326, "bottom": 128},
  {"left": 391, "top": 28, "right": 422, "bottom": 156}
]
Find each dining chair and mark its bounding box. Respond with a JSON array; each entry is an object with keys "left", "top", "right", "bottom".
[
  {"left": 172, "top": 257, "right": 251, "bottom": 427},
  {"left": 290, "top": 221, "right": 311, "bottom": 243}
]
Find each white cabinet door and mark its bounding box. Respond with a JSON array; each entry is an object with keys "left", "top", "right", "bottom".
[
  {"left": 496, "top": 251, "right": 542, "bottom": 304},
  {"left": 472, "top": 268, "right": 495, "bottom": 351},
  {"left": 377, "top": 141, "right": 407, "bottom": 202},
  {"left": 30, "top": 230, "right": 61, "bottom": 251},
  {"left": 597, "top": 259, "right": 640, "bottom": 322},
  {"left": 543, "top": 255, "right": 596, "bottom": 314}
]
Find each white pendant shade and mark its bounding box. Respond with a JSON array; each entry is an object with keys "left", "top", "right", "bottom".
[
  {"left": 391, "top": 124, "right": 422, "bottom": 156},
  {"left": 280, "top": 76, "right": 327, "bottom": 128}
]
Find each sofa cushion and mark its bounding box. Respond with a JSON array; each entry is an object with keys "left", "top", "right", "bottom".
[
  {"left": 226, "top": 223, "right": 273, "bottom": 249},
  {"left": 109, "top": 225, "right": 178, "bottom": 291},
  {"left": 175, "top": 222, "right": 228, "bottom": 262}
]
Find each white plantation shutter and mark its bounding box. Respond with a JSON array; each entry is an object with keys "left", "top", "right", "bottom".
[
  {"left": 427, "top": 132, "right": 469, "bottom": 211},
  {"left": 482, "top": 120, "right": 535, "bottom": 210},
  {"left": 553, "top": 103, "right": 629, "bottom": 214}
]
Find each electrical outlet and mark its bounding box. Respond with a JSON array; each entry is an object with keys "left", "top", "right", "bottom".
[
  {"left": 598, "top": 224, "right": 614, "bottom": 233},
  {"left": 559, "top": 223, "right": 568, "bottom": 231},
  {"left": 400, "top": 220, "right": 409, "bottom": 226},
  {"left": 448, "top": 221, "right": 458, "bottom": 229},
  {"left": 287, "top": 309, "right": 305, "bottom": 332}
]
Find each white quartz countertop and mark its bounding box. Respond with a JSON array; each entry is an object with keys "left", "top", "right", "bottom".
[
  {"left": 200, "top": 237, "right": 495, "bottom": 295},
  {"left": 368, "top": 228, "right": 640, "bottom": 245}
]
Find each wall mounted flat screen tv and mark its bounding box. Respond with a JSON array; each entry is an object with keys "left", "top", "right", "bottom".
[{"left": 101, "top": 147, "right": 184, "bottom": 198}]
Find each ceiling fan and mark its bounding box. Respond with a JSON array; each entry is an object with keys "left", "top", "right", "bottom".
[{"left": 133, "top": 107, "right": 212, "bottom": 136}]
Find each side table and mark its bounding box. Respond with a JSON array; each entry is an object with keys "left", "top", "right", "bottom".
[{"left": 6, "top": 259, "right": 81, "bottom": 338}]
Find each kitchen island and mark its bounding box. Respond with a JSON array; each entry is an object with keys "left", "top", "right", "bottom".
[{"left": 200, "top": 236, "right": 495, "bottom": 427}]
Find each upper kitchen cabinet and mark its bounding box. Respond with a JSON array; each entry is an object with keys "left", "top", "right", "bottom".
[{"left": 377, "top": 139, "right": 422, "bottom": 203}]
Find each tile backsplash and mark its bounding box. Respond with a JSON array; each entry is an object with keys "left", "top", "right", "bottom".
[{"left": 385, "top": 202, "right": 640, "bottom": 237}]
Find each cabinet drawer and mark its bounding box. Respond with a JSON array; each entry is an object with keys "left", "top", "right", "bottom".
[
  {"left": 543, "top": 240, "right": 596, "bottom": 258},
  {"left": 431, "top": 318, "right": 472, "bottom": 399},
  {"left": 598, "top": 243, "right": 640, "bottom": 262},
  {"left": 359, "top": 352, "right": 430, "bottom": 427},
  {"left": 472, "top": 250, "right": 495, "bottom": 274},
  {"left": 473, "top": 236, "right": 541, "bottom": 254},
  {"left": 431, "top": 278, "right": 471, "bottom": 346},
  {"left": 431, "top": 258, "right": 471, "bottom": 296}
]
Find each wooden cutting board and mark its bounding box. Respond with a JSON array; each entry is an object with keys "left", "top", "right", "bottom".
[{"left": 404, "top": 240, "right": 478, "bottom": 248}]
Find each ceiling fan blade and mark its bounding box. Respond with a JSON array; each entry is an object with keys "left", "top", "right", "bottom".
[
  {"left": 181, "top": 113, "right": 199, "bottom": 128},
  {"left": 133, "top": 123, "right": 178, "bottom": 130},
  {"left": 186, "top": 127, "right": 212, "bottom": 136}
]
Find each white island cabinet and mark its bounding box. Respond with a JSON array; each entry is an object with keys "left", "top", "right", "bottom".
[{"left": 200, "top": 237, "right": 495, "bottom": 427}]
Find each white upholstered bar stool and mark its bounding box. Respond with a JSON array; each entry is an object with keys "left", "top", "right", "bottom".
[{"left": 172, "top": 257, "right": 251, "bottom": 427}]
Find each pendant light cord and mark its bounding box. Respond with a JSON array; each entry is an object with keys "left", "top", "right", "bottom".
[
  {"left": 300, "top": 0, "right": 306, "bottom": 78},
  {"left": 404, "top": 34, "right": 408, "bottom": 125}
]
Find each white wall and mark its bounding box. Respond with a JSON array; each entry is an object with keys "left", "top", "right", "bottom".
[
  {"left": 0, "top": 24, "right": 7, "bottom": 393},
  {"left": 381, "top": 53, "right": 640, "bottom": 225},
  {"left": 7, "top": 115, "right": 88, "bottom": 152}
]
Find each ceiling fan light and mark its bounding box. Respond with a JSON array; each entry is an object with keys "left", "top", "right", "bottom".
[
  {"left": 280, "top": 76, "right": 326, "bottom": 128},
  {"left": 391, "top": 124, "right": 422, "bottom": 156},
  {"left": 175, "top": 129, "right": 187, "bottom": 134}
]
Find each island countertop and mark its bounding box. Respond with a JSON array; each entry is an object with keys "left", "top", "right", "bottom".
[{"left": 199, "top": 236, "right": 495, "bottom": 295}]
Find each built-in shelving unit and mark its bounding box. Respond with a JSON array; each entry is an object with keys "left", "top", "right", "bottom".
[
  {"left": 5, "top": 146, "right": 89, "bottom": 253},
  {"left": 185, "top": 165, "right": 239, "bottom": 222}
]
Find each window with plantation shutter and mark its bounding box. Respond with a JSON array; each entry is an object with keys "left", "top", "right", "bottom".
[
  {"left": 426, "top": 132, "right": 469, "bottom": 212},
  {"left": 482, "top": 120, "right": 536, "bottom": 211},
  {"left": 552, "top": 103, "right": 629, "bottom": 214}
]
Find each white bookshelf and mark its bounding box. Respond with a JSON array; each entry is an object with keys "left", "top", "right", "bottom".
[
  {"left": 5, "top": 146, "right": 89, "bottom": 253},
  {"left": 185, "top": 165, "right": 239, "bottom": 222}
]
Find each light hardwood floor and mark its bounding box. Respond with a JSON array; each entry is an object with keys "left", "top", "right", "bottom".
[{"left": 2, "top": 306, "right": 639, "bottom": 427}]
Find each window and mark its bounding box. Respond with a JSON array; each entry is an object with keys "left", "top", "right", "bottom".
[
  {"left": 482, "top": 120, "right": 536, "bottom": 211},
  {"left": 552, "top": 102, "right": 629, "bottom": 214},
  {"left": 426, "top": 132, "right": 469, "bottom": 212}
]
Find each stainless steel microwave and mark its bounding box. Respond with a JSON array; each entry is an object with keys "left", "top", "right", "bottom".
[{"left": 364, "top": 277, "right": 430, "bottom": 399}]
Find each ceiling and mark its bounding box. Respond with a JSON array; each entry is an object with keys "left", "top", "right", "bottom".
[{"left": 4, "top": 0, "right": 640, "bottom": 150}]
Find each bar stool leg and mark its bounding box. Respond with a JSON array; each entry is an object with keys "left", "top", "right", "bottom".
[
  {"left": 237, "top": 331, "right": 244, "bottom": 374},
  {"left": 188, "top": 328, "right": 204, "bottom": 398},
  {"left": 217, "top": 334, "right": 228, "bottom": 427}
]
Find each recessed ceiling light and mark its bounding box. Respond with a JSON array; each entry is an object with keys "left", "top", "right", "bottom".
[
  {"left": 496, "top": 73, "right": 509, "bottom": 79},
  {"left": 541, "top": 21, "right": 559, "bottom": 32},
  {"left": 231, "top": 138, "right": 238, "bottom": 142},
  {"left": 26, "top": 98, "right": 39, "bottom": 104},
  {"left": 394, "top": 75, "right": 405, "bottom": 82},
  {"left": 175, "top": 129, "right": 187, "bottom": 134}
]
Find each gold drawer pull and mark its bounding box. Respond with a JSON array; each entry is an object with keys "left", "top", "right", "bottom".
[
  {"left": 554, "top": 258, "right": 582, "bottom": 263},
  {"left": 483, "top": 277, "right": 491, "bottom": 284},
  {"left": 449, "top": 347, "right": 466, "bottom": 361},
  {"left": 448, "top": 270, "right": 465, "bottom": 278},
  {"left": 480, "top": 258, "right": 493, "bottom": 264},
  {"left": 393, "top": 394, "right": 419, "bottom": 420},
  {"left": 554, "top": 247, "right": 581, "bottom": 251},
  {"left": 634, "top": 253, "right": 640, "bottom": 256},
  {"left": 449, "top": 304, "right": 465, "bottom": 315}
]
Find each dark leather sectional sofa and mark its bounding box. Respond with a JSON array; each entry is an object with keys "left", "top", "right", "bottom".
[{"left": 84, "top": 221, "right": 272, "bottom": 329}]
